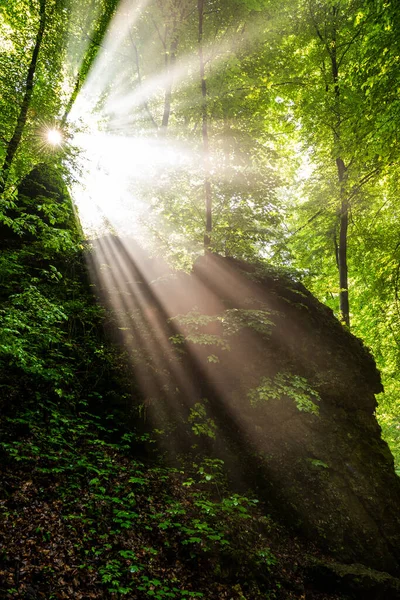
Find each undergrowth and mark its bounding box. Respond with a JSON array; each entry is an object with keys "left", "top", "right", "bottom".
[
  {"left": 0, "top": 166, "right": 343, "bottom": 599},
  {"left": 0, "top": 404, "right": 283, "bottom": 599}
]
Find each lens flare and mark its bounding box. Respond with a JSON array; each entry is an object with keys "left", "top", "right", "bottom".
[{"left": 46, "top": 128, "right": 63, "bottom": 146}]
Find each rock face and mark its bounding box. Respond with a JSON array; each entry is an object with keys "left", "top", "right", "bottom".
[
  {"left": 156, "top": 254, "right": 400, "bottom": 573},
  {"left": 90, "top": 242, "right": 400, "bottom": 575}
]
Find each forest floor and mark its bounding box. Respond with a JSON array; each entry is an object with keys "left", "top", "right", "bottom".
[{"left": 0, "top": 409, "right": 346, "bottom": 600}]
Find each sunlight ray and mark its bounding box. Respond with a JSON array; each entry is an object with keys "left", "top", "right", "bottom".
[
  {"left": 71, "top": 129, "right": 194, "bottom": 237},
  {"left": 78, "top": 0, "right": 152, "bottom": 99},
  {"left": 87, "top": 235, "right": 213, "bottom": 445},
  {"left": 65, "top": 0, "right": 102, "bottom": 79},
  {"left": 66, "top": 0, "right": 287, "bottom": 457}
]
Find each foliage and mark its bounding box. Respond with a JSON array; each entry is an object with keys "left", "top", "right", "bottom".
[
  {"left": 188, "top": 402, "right": 217, "bottom": 440},
  {"left": 0, "top": 166, "right": 133, "bottom": 428},
  {"left": 0, "top": 395, "right": 286, "bottom": 598},
  {"left": 0, "top": 164, "right": 288, "bottom": 600},
  {"left": 171, "top": 306, "right": 274, "bottom": 356},
  {"left": 248, "top": 372, "right": 320, "bottom": 415}
]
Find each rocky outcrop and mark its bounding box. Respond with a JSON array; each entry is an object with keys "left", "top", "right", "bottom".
[{"left": 89, "top": 242, "right": 400, "bottom": 575}]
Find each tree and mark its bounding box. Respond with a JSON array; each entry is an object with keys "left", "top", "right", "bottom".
[
  {"left": 270, "top": 0, "right": 385, "bottom": 327},
  {"left": 197, "top": 0, "right": 212, "bottom": 250},
  {"left": 0, "top": 0, "right": 47, "bottom": 191}
]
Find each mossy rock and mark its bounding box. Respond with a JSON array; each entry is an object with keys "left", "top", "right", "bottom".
[
  {"left": 88, "top": 245, "right": 400, "bottom": 575},
  {"left": 0, "top": 163, "right": 81, "bottom": 249}
]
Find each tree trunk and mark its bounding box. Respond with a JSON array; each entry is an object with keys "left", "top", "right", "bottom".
[
  {"left": 198, "top": 0, "right": 212, "bottom": 252},
  {"left": 61, "top": 74, "right": 80, "bottom": 126},
  {"left": 330, "top": 7, "right": 350, "bottom": 327},
  {"left": 336, "top": 157, "right": 349, "bottom": 327},
  {"left": 1, "top": 0, "right": 47, "bottom": 191}
]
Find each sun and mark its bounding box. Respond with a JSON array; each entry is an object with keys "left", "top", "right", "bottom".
[{"left": 46, "top": 128, "right": 63, "bottom": 146}]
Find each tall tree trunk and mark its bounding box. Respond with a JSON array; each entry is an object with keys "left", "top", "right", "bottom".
[
  {"left": 336, "top": 157, "right": 349, "bottom": 327},
  {"left": 330, "top": 6, "right": 350, "bottom": 327},
  {"left": 1, "top": 0, "right": 47, "bottom": 191},
  {"left": 198, "top": 0, "right": 212, "bottom": 252}
]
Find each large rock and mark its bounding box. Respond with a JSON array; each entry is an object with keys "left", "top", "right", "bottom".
[{"left": 90, "top": 243, "right": 400, "bottom": 575}]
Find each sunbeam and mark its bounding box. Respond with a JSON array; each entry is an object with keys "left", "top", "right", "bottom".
[
  {"left": 66, "top": 0, "right": 284, "bottom": 470},
  {"left": 67, "top": 0, "right": 271, "bottom": 238},
  {"left": 71, "top": 127, "right": 193, "bottom": 236}
]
